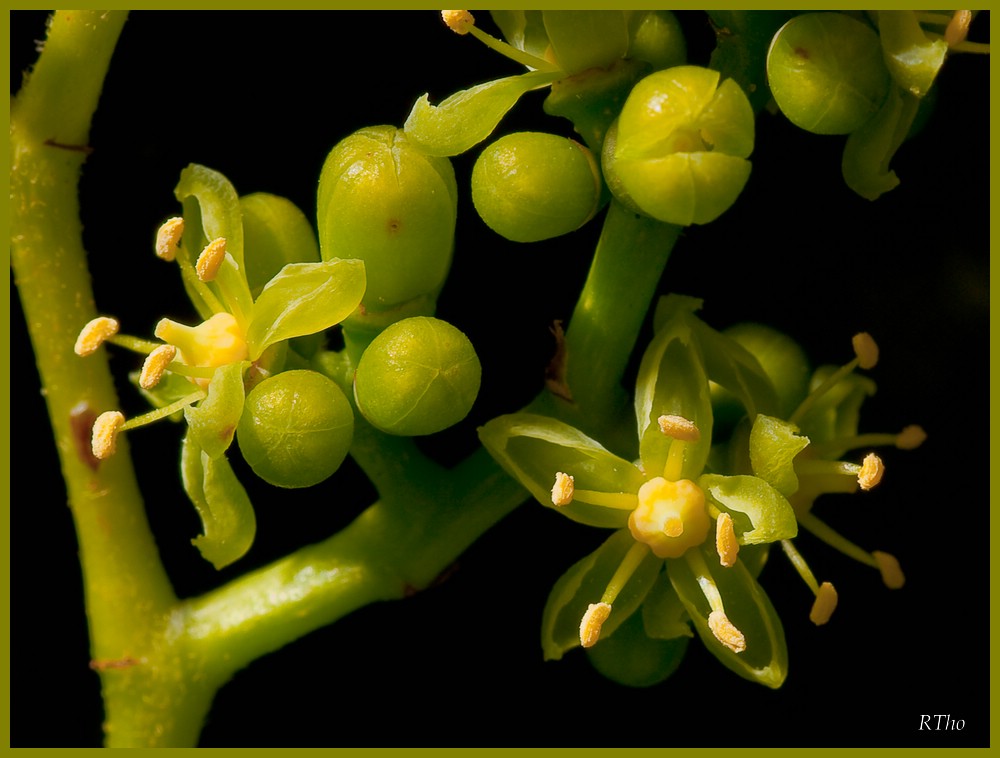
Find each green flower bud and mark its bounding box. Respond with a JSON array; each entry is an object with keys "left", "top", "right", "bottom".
[
  {"left": 237, "top": 369, "right": 354, "bottom": 488},
  {"left": 318, "top": 126, "right": 458, "bottom": 314},
  {"left": 353, "top": 316, "right": 481, "bottom": 436},
  {"left": 240, "top": 193, "right": 320, "bottom": 299},
  {"left": 471, "top": 132, "right": 601, "bottom": 243},
  {"left": 606, "top": 66, "right": 755, "bottom": 226},
  {"left": 723, "top": 323, "right": 811, "bottom": 419},
  {"left": 767, "top": 13, "right": 890, "bottom": 135},
  {"left": 625, "top": 10, "right": 686, "bottom": 72}
]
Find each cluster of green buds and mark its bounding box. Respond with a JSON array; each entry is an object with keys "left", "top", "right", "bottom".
[
  {"left": 765, "top": 10, "right": 988, "bottom": 198},
  {"left": 403, "top": 11, "right": 754, "bottom": 241},
  {"left": 480, "top": 295, "right": 923, "bottom": 687}
]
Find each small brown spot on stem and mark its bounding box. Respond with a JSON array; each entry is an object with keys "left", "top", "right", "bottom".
[
  {"left": 794, "top": 46, "right": 810, "bottom": 59},
  {"left": 386, "top": 218, "right": 402, "bottom": 235},
  {"left": 89, "top": 656, "right": 140, "bottom": 671},
  {"left": 44, "top": 138, "right": 94, "bottom": 155},
  {"left": 70, "top": 402, "right": 100, "bottom": 470}
]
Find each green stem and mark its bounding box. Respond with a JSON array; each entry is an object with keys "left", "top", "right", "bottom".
[
  {"left": 9, "top": 10, "right": 211, "bottom": 746},
  {"left": 551, "top": 200, "right": 681, "bottom": 443}
]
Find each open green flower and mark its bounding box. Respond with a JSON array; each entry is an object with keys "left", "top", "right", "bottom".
[
  {"left": 74, "top": 164, "right": 366, "bottom": 567},
  {"left": 480, "top": 295, "right": 798, "bottom": 688}
]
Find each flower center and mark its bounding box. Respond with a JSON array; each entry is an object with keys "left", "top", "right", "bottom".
[
  {"left": 629, "top": 476, "right": 709, "bottom": 559},
  {"left": 154, "top": 312, "right": 249, "bottom": 382}
]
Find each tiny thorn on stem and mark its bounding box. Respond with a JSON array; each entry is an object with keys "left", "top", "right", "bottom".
[{"left": 544, "top": 320, "right": 573, "bottom": 402}]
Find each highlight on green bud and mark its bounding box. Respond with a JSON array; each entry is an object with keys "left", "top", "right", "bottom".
[
  {"left": 767, "top": 13, "right": 890, "bottom": 135},
  {"left": 353, "top": 316, "right": 481, "bottom": 436},
  {"left": 604, "top": 65, "right": 755, "bottom": 226},
  {"left": 237, "top": 370, "right": 354, "bottom": 489},
  {"left": 471, "top": 132, "right": 601, "bottom": 243},
  {"left": 318, "top": 126, "right": 458, "bottom": 315}
]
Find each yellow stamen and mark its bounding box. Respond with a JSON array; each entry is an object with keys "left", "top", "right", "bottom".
[
  {"left": 873, "top": 551, "right": 905, "bottom": 589},
  {"left": 708, "top": 610, "right": 746, "bottom": 653},
  {"left": 196, "top": 237, "right": 227, "bottom": 282},
  {"left": 896, "top": 425, "right": 927, "bottom": 450},
  {"left": 155, "top": 217, "right": 184, "bottom": 262},
  {"left": 657, "top": 415, "right": 701, "bottom": 442},
  {"left": 858, "top": 453, "right": 884, "bottom": 490},
  {"left": 852, "top": 332, "right": 879, "bottom": 370},
  {"left": 809, "top": 582, "right": 838, "bottom": 625},
  {"left": 92, "top": 411, "right": 125, "bottom": 460},
  {"left": 715, "top": 512, "right": 739, "bottom": 568},
  {"left": 579, "top": 602, "right": 611, "bottom": 649},
  {"left": 441, "top": 9, "right": 475, "bottom": 35},
  {"left": 551, "top": 472, "right": 574, "bottom": 506},
  {"left": 139, "top": 345, "right": 177, "bottom": 390},
  {"left": 74, "top": 317, "right": 120, "bottom": 356}
]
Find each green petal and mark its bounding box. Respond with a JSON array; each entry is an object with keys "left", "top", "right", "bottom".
[
  {"left": 175, "top": 164, "right": 254, "bottom": 326},
  {"left": 668, "top": 546, "right": 788, "bottom": 688},
  {"left": 403, "top": 70, "right": 560, "bottom": 157},
  {"left": 245, "top": 258, "right": 366, "bottom": 361},
  {"left": 181, "top": 429, "right": 256, "bottom": 570},
  {"left": 635, "top": 301, "right": 713, "bottom": 479},
  {"left": 641, "top": 570, "right": 694, "bottom": 640},
  {"left": 749, "top": 414, "right": 810, "bottom": 496},
  {"left": 690, "top": 318, "right": 779, "bottom": 421},
  {"left": 699, "top": 473, "right": 798, "bottom": 544},
  {"left": 479, "top": 412, "right": 642, "bottom": 528},
  {"left": 240, "top": 192, "right": 321, "bottom": 299},
  {"left": 541, "top": 529, "right": 660, "bottom": 661},
  {"left": 491, "top": 10, "right": 550, "bottom": 59},
  {"left": 183, "top": 361, "right": 248, "bottom": 459},
  {"left": 842, "top": 86, "right": 920, "bottom": 200},
  {"left": 878, "top": 11, "right": 948, "bottom": 98},
  {"left": 586, "top": 606, "right": 689, "bottom": 687}
]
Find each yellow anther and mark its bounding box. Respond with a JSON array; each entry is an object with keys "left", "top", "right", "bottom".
[
  {"left": 945, "top": 10, "right": 972, "bottom": 47},
  {"left": 91, "top": 411, "right": 125, "bottom": 460},
  {"left": 579, "top": 602, "right": 612, "bottom": 649},
  {"left": 139, "top": 345, "right": 177, "bottom": 390},
  {"left": 873, "top": 550, "right": 905, "bottom": 589},
  {"left": 551, "top": 472, "right": 574, "bottom": 506},
  {"left": 715, "top": 512, "right": 739, "bottom": 568},
  {"left": 657, "top": 414, "right": 701, "bottom": 442},
  {"left": 809, "top": 581, "right": 838, "bottom": 625},
  {"left": 852, "top": 332, "right": 879, "bottom": 370},
  {"left": 155, "top": 217, "right": 184, "bottom": 262},
  {"left": 896, "top": 425, "right": 927, "bottom": 450},
  {"left": 441, "top": 10, "right": 475, "bottom": 34},
  {"left": 74, "top": 316, "right": 120, "bottom": 356},
  {"left": 857, "top": 453, "right": 884, "bottom": 490},
  {"left": 196, "top": 237, "right": 227, "bottom": 282},
  {"left": 708, "top": 610, "right": 746, "bottom": 653}
]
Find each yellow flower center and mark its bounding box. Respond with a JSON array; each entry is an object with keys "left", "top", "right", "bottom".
[
  {"left": 154, "top": 312, "right": 248, "bottom": 380},
  {"left": 629, "top": 476, "right": 710, "bottom": 559}
]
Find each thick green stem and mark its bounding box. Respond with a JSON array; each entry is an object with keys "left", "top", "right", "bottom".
[
  {"left": 548, "top": 201, "right": 681, "bottom": 446},
  {"left": 9, "top": 10, "right": 208, "bottom": 746}
]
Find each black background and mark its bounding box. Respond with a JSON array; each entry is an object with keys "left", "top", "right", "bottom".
[{"left": 10, "top": 11, "right": 990, "bottom": 747}]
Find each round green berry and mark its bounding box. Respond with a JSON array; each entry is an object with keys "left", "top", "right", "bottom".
[
  {"left": 471, "top": 132, "right": 601, "bottom": 243},
  {"left": 353, "top": 316, "right": 481, "bottom": 436},
  {"left": 767, "top": 13, "right": 890, "bottom": 135},
  {"left": 237, "top": 370, "right": 354, "bottom": 488}
]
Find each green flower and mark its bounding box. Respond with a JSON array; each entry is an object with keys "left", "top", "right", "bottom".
[
  {"left": 740, "top": 330, "right": 922, "bottom": 621},
  {"left": 480, "top": 295, "right": 798, "bottom": 688},
  {"left": 75, "top": 164, "right": 366, "bottom": 567}
]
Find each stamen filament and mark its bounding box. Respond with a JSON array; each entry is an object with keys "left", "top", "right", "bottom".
[
  {"left": 797, "top": 511, "right": 878, "bottom": 570},
  {"left": 811, "top": 426, "right": 926, "bottom": 455},
  {"left": 107, "top": 334, "right": 171, "bottom": 355},
  {"left": 600, "top": 541, "right": 650, "bottom": 606},
  {"left": 466, "top": 24, "right": 562, "bottom": 73},
  {"left": 663, "top": 442, "right": 686, "bottom": 481},
  {"left": 795, "top": 459, "right": 862, "bottom": 479},
  {"left": 572, "top": 489, "right": 638, "bottom": 510},
  {"left": 120, "top": 391, "right": 206, "bottom": 431},
  {"left": 788, "top": 359, "right": 858, "bottom": 426},
  {"left": 685, "top": 548, "right": 724, "bottom": 613},
  {"left": 780, "top": 539, "right": 820, "bottom": 594},
  {"left": 175, "top": 251, "right": 226, "bottom": 316},
  {"left": 165, "top": 362, "right": 217, "bottom": 380}
]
